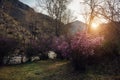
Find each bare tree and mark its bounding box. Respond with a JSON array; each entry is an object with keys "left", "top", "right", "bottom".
[
  {"left": 100, "top": 0, "right": 120, "bottom": 22},
  {"left": 62, "top": 9, "right": 77, "bottom": 24},
  {"left": 83, "top": 0, "right": 120, "bottom": 23},
  {"left": 92, "top": 0, "right": 120, "bottom": 35},
  {"left": 80, "top": 0, "right": 120, "bottom": 32},
  {"left": 36, "top": 0, "right": 71, "bottom": 36},
  {"left": 81, "top": 0, "right": 101, "bottom": 33},
  {"left": 81, "top": 0, "right": 120, "bottom": 38}
]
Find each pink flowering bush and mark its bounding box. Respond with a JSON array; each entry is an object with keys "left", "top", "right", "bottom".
[
  {"left": 51, "top": 36, "right": 70, "bottom": 58},
  {"left": 50, "top": 32, "right": 104, "bottom": 62},
  {"left": 48, "top": 32, "right": 104, "bottom": 71},
  {"left": 71, "top": 32, "right": 104, "bottom": 56},
  {"left": 70, "top": 32, "right": 104, "bottom": 71}
]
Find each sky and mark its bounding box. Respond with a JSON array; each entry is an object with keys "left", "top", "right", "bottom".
[{"left": 19, "top": 0, "right": 85, "bottom": 22}]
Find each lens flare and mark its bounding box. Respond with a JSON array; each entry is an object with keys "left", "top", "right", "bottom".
[{"left": 91, "top": 23, "right": 99, "bottom": 30}]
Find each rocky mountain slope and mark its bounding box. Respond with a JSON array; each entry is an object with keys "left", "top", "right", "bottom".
[
  {"left": 0, "top": 9, "right": 35, "bottom": 44},
  {"left": 0, "top": 0, "right": 58, "bottom": 40}
]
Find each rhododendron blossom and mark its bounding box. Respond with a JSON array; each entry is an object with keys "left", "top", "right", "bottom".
[
  {"left": 50, "top": 32, "right": 104, "bottom": 58},
  {"left": 51, "top": 36, "right": 70, "bottom": 58},
  {"left": 70, "top": 32, "right": 104, "bottom": 56}
]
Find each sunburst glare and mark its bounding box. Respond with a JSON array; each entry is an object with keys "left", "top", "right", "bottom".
[{"left": 91, "top": 22, "right": 99, "bottom": 30}]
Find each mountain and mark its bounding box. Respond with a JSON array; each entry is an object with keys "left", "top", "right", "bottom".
[
  {"left": 0, "top": 0, "right": 58, "bottom": 39},
  {"left": 65, "top": 20, "right": 87, "bottom": 35}
]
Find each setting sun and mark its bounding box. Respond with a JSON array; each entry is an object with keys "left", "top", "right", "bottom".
[{"left": 91, "top": 22, "right": 99, "bottom": 30}]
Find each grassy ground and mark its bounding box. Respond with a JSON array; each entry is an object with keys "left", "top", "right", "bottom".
[{"left": 0, "top": 60, "right": 119, "bottom": 80}]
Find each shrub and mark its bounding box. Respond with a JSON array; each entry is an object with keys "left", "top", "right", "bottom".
[
  {"left": 50, "top": 36, "right": 70, "bottom": 59},
  {"left": 39, "top": 36, "right": 53, "bottom": 53},
  {"left": 49, "top": 32, "right": 104, "bottom": 70},
  {"left": 70, "top": 32, "right": 104, "bottom": 71},
  {"left": 26, "top": 40, "right": 40, "bottom": 61},
  {"left": 0, "top": 37, "right": 19, "bottom": 65}
]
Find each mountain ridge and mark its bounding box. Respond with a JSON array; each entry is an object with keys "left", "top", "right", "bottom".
[{"left": 65, "top": 20, "right": 87, "bottom": 35}]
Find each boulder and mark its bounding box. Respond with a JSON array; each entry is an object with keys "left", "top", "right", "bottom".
[
  {"left": 3, "top": 56, "right": 28, "bottom": 64},
  {"left": 48, "top": 51, "right": 57, "bottom": 59},
  {"left": 9, "top": 56, "right": 21, "bottom": 64},
  {"left": 31, "top": 56, "right": 40, "bottom": 62},
  {"left": 22, "top": 56, "right": 28, "bottom": 63}
]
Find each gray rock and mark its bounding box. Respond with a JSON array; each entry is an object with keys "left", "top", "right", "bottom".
[
  {"left": 31, "top": 56, "right": 40, "bottom": 62},
  {"left": 22, "top": 56, "right": 28, "bottom": 63},
  {"left": 48, "top": 51, "right": 57, "bottom": 59},
  {"left": 9, "top": 56, "right": 21, "bottom": 64},
  {"left": 3, "top": 56, "right": 28, "bottom": 64}
]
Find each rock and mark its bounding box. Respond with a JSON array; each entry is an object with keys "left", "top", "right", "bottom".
[
  {"left": 22, "top": 56, "right": 28, "bottom": 63},
  {"left": 31, "top": 56, "right": 40, "bottom": 62},
  {"left": 48, "top": 51, "right": 57, "bottom": 59},
  {"left": 3, "top": 56, "right": 28, "bottom": 64},
  {"left": 9, "top": 56, "right": 21, "bottom": 64}
]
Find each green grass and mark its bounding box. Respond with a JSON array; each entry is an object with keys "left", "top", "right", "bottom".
[{"left": 0, "top": 60, "right": 119, "bottom": 80}]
